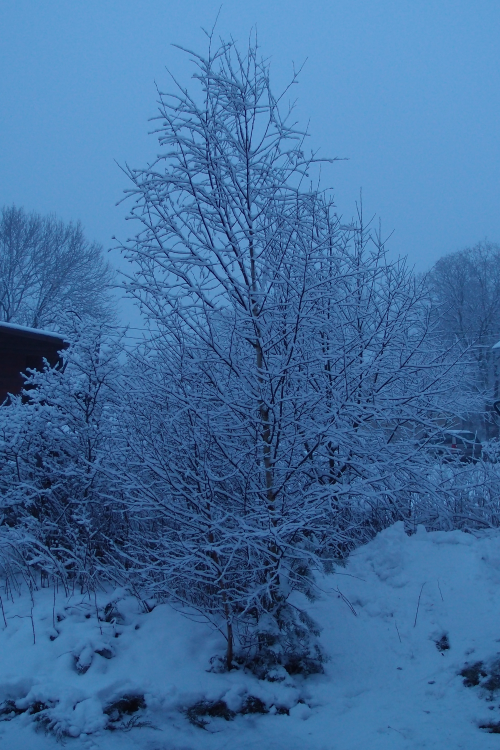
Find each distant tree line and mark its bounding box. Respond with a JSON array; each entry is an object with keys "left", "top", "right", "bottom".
[
  {"left": 426, "top": 241, "right": 500, "bottom": 437},
  {"left": 0, "top": 205, "right": 114, "bottom": 330}
]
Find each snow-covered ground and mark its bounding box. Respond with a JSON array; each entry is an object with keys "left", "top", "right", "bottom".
[{"left": 1, "top": 522, "right": 500, "bottom": 749}]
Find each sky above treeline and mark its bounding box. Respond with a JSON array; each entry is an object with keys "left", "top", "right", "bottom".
[{"left": 1, "top": 0, "right": 499, "bottom": 323}]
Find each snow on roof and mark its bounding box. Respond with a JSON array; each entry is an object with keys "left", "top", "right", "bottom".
[{"left": 0, "top": 320, "right": 68, "bottom": 343}]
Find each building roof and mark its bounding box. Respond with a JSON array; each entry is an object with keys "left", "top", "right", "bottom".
[{"left": 0, "top": 321, "right": 68, "bottom": 346}]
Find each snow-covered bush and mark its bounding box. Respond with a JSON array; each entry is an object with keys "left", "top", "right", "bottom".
[
  {"left": 0, "top": 316, "right": 124, "bottom": 591},
  {"left": 412, "top": 458, "right": 500, "bottom": 531}
]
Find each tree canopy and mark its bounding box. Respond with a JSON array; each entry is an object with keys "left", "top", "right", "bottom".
[{"left": 0, "top": 205, "right": 114, "bottom": 330}]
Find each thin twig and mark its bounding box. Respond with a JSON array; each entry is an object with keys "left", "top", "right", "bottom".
[
  {"left": 0, "top": 593, "right": 7, "bottom": 629},
  {"left": 388, "top": 725, "right": 405, "bottom": 737},
  {"left": 30, "top": 605, "right": 36, "bottom": 645},
  {"left": 52, "top": 580, "right": 56, "bottom": 631},
  {"left": 10, "top": 613, "right": 36, "bottom": 644},
  {"left": 437, "top": 580, "right": 444, "bottom": 602},
  {"left": 335, "top": 587, "right": 357, "bottom": 616},
  {"left": 414, "top": 583, "right": 426, "bottom": 628},
  {"left": 394, "top": 619, "right": 402, "bottom": 643},
  {"left": 94, "top": 590, "right": 102, "bottom": 636}
]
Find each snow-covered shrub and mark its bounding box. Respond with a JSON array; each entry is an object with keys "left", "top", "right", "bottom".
[
  {"left": 482, "top": 438, "right": 500, "bottom": 463},
  {"left": 412, "top": 459, "right": 500, "bottom": 531},
  {"left": 0, "top": 316, "right": 124, "bottom": 591}
]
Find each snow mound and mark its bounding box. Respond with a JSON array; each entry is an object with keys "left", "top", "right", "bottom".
[{"left": 0, "top": 525, "right": 499, "bottom": 748}]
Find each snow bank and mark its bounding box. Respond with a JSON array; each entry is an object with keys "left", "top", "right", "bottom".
[{"left": 0, "top": 524, "right": 499, "bottom": 748}]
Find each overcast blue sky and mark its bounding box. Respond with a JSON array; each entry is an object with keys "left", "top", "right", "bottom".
[{"left": 1, "top": 1, "right": 499, "bottom": 322}]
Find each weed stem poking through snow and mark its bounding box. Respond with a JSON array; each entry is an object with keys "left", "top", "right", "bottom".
[
  {"left": 414, "top": 583, "right": 426, "bottom": 628},
  {"left": 394, "top": 619, "right": 402, "bottom": 643},
  {"left": 335, "top": 587, "right": 357, "bottom": 616},
  {"left": 0, "top": 594, "right": 7, "bottom": 629},
  {"left": 437, "top": 580, "right": 444, "bottom": 602}
]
